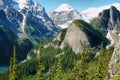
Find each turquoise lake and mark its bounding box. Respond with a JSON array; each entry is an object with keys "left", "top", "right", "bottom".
[{"left": 0, "top": 66, "right": 8, "bottom": 72}]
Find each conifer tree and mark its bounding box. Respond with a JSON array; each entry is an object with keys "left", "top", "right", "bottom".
[
  {"left": 115, "top": 55, "right": 120, "bottom": 80},
  {"left": 55, "top": 56, "right": 63, "bottom": 80},
  {"left": 37, "top": 43, "right": 45, "bottom": 80},
  {"left": 12, "top": 46, "right": 18, "bottom": 80},
  {"left": 9, "top": 57, "right": 13, "bottom": 80},
  {"left": 104, "top": 47, "right": 112, "bottom": 75},
  {"left": 72, "top": 45, "right": 88, "bottom": 80},
  {"left": 95, "top": 43, "right": 106, "bottom": 80},
  {"left": 114, "top": 42, "right": 120, "bottom": 80},
  {"left": 9, "top": 46, "right": 18, "bottom": 80},
  {"left": 48, "top": 64, "right": 54, "bottom": 80}
]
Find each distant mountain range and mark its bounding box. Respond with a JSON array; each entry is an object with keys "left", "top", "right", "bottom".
[{"left": 49, "top": 3, "right": 120, "bottom": 28}]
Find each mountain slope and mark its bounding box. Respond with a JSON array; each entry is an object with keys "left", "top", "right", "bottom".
[
  {"left": 0, "top": 0, "right": 61, "bottom": 65},
  {"left": 108, "top": 39, "right": 120, "bottom": 79},
  {"left": 0, "top": 9, "right": 35, "bottom": 66},
  {"left": 49, "top": 3, "right": 81, "bottom": 29},
  {"left": 46, "top": 20, "right": 108, "bottom": 53},
  {"left": 0, "top": 10, "right": 16, "bottom": 65},
  {"left": 16, "top": 0, "right": 60, "bottom": 32},
  {"left": 1, "top": 0, "right": 61, "bottom": 41}
]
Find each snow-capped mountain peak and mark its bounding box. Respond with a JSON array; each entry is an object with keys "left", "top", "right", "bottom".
[
  {"left": 15, "top": 0, "right": 45, "bottom": 15},
  {"left": 18, "top": 0, "right": 33, "bottom": 5},
  {"left": 55, "top": 3, "right": 74, "bottom": 12},
  {"left": 16, "top": 0, "right": 34, "bottom": 10},
  {"left": 49, "top": 3, "right": 81, "bottom": 29}
]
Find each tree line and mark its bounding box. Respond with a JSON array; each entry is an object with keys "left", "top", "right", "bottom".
[{"left": 0, "top": 43, "right": 114, "bottom": 80}]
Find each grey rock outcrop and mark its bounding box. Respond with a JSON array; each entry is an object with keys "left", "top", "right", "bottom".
[
  {"left": 106, "top": 30, "right": 119, "bottom": 44},
  {"left": 108, "top": 39, "right": 120, "bottom": 80},
  {"left": 60, "top": 23, "right": 90, "bottom": 53},
  {"left": 47, "top": 20, "right": 108, "bottom": 53}
]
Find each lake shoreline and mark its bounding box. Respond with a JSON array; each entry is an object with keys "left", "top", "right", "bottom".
[{"left": 0, "top": 66, "right": 9, "bottom": 73}]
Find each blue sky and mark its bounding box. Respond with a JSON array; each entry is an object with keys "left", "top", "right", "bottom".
[{"left": 34, "top": 0, "right": 120, "bottom": 12}]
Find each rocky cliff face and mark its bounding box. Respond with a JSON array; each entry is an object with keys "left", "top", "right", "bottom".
[
  {"left": 60, "top": 23, "right": 90, "bottom": 53},
  {"left": 106, "top": 30, "right": 119, "bottom": 45},
  {"left": 0, "top": 10, "right": 17, "bottom": 65},
  {"left": 1, "top": 0, "right": 60, "bottom": 39},
  {"left": 90, "top": 6, "right": 120, "bottom": 35},
  {"left": 16, "top": 0, "right": 61, "bottom": 32},
  {"left": 0, "top": 0, "right": 63, "bottom": 42},
  {"left": 47, "top": 20, "right": 108, "bottom": 53},
  {"left": 107, "top": 38, "right": 120, "bottom": 80},
  {"left": 81, "top": 3, "right": 120, "bottom": 22}
]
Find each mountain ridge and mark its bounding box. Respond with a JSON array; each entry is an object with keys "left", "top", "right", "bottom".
[
  {"left": 90, "top": 6, "right": 120, "bottom": 35},
  {"left": 81, "top": 3, "right": 120, "bottom": 22}
]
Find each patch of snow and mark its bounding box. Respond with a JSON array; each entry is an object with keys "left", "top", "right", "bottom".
[
  {"left": 17, "top": 0, "right": 32, "bottom": 5},
  {"left": 58, "top": 24, "right": 68, "bottom": 29},
  {"left": 21, "top": 13, "right": 26, "bottom": 32},
  {"left": 112, "top": 30, "right": 118, "bottom": 33},
  {"left": 106, "top": 30, "right": 115, "bottom": 44},
  {"left": 17, "top": 0, "right": 25, "bottom": 9},
  {"left": 34, "top": 2, "right": 43, "bottom": 11},
  {"left": 106, "top": 30, "right": 119, "bottom": 45},
  {"left": 119, "top": 33, "right": 120, "bottom": 36},
  {"left": 16, "top": 0, "right": 33, "bottom": 10},
  {"left": 58, "top": 20, "right": 72, "bottom": 29},
  {"left": 55, "top": 3, "right": 74, "bottom": 12},
  {"left": 26, "top": 55, "right": 31, "bottom": 60}
]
